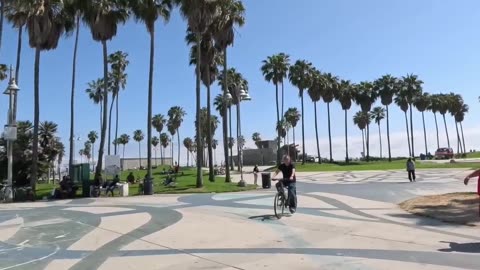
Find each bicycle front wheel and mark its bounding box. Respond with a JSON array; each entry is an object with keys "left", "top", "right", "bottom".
[{"left": 274, "top": 193, "right": 285, "bottom": 219}]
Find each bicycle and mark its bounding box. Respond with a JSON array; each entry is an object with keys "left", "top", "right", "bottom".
[
  {"left": 272, "top": 178, "right": 289, "bottom": 219},
  {"left": 0, "top": 181, "right": 15, "bottom": 203}
]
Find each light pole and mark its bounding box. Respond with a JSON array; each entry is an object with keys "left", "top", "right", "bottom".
[
  {"left": 3, "top": 67, "right": 20, "bottom": 202},
  {"left": 227, "top": 83, "right": 251, "bottom": 187}
]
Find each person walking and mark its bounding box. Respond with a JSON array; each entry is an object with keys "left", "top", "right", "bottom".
[
  {"left": 463, "top": 169, "right": 480, "bottom": 217},
  {"left": 406, "top": 158, "right": 416, "bottom": 182},
  {"left": 253, "top": 165, "right": 259, "bottom": 185}
]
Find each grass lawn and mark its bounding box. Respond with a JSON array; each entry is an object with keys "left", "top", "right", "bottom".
[
  {"left": 35, "top": 165, "right": 255, "bottom": 200},
  {"left": 466, "top": 152, "right": 480, "bottom": 158},
  {"left": 293, "top": 160, "right": 480, "bottom": 172}
]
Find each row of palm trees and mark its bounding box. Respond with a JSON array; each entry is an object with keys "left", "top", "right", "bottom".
[{"left": 260, "top": 54, "right": 469, "bottom": 163}]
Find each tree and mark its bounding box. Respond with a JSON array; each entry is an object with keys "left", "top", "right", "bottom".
[
  {"left": 322, "top": 72, "right": 339, "bottom": 162},
  {"left": 413, "top": 92, "right": 431, "bottom": 155},
  {"left": 437, "top": 93, "right": 451, "bottom": 149},
  {"left": 167, "top": 120, "right": 176, "bottom": 163},
  {"left": 152, "top": 136, "right": 160, "bottom": 166},
  {"left": 454, "top": 103, "right": 468, "bottom": 154},
  {"left": 118, "top": 133, "right": 130, "bottom": 159},
  {"left": 107, "top": 50, "right": 129, "bottom": 156},
  {"left": 56, "top": 140, "right": 65, "bottom": 181},
  {"left": 83, "top": 0, "right": 129, "bottom": 182},
  {"left": 353, "top": 81, "right": 378, "bottom": 161},
  {"left": 395, "top": 93, "right": 412, "bottom": 156},
  {"left": 375, "top": 74, "right": 398, "bottom": 162},
  {"left": 88, "top": 131, "right": 98, "bottom": 166},
  {"left": 152, "top": 113, "right": 166, "bottom": 163},
  {"left": 284, "top": 107, "right": 300, "bottom": 161},
  {"left": 370, "top": 107, "right": 385, "bottom": 158},
  {"left": 399, "top": 74, "right": 423, "bottom": 157},
  {"left": 212, "top": 138, "right": 218, "bottom": 165},
  {"left": 353, "top": 111, "right": 370, "bottom": 159},
  {"left": 86, "top": 78, "right": 105, "bottom": 128},
  {"left": 288, "top": 60, "right": 313, "bottom": 165},
  {"left": 428, "top": 94, "right": 441, "bottom": 149},
  {"left": 160, "top": 132, "right": 169, "bottom": 164},
  {"left": 183, "top": 137, "right": 193, "bottom": 167},
  {"left": 168, "top": 106, "right": 186, "bottom": 166},
  {"left": 335, "top": 80, "right": 354, "bottom": 163},
  {"left": 252, "top": 132, "right": 262, "bottom": 149},
  {"left": 22, "top": 0, "right": 73, "bottom": 190},
  {"left": 133, "top": 130, "right": 145, "bottom": 168},
  {"left": 307, "top": 69, "right": 324, "bottom": 164},
  {"left": 448, "top": 93, "right": 465, "bottom": 154},
  {"left": 130, "top": 0, "right": 172, "bottom": 180}
]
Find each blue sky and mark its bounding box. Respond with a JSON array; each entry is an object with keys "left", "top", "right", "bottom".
[{"left": 1, "top": 0, "right": 480, "bottom": 165}]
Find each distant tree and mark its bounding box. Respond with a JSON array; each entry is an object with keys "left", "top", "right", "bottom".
[
  {"left": 133, "top": 130, "right": 145, "bottom": 168},
  {"left": 370, "top": 107, "right": 386, "bottom": 158},
  {"left": 252, "top": 132, "right": 262, "bottom": 149}
]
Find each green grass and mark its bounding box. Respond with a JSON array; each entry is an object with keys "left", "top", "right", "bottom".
[
  {"left": 293, "top": 160, "right": 480, "bottom": 172},
  {"left": 35, "top": 165, "right": 255, "bottom": 200},
  {"left": 466, "top": 152, "right": 480, "bottom": 158}
]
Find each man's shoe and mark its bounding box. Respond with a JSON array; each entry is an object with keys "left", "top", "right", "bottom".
[{"left": 289, "top": 207, "right": 296, "bottom": 214}]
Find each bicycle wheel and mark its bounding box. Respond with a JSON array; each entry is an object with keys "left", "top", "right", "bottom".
[{"left": 274, "top": 193, "right": 285, "bottom": 219}]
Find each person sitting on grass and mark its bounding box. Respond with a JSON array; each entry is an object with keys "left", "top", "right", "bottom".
[{"left": 463, "top": 169, "right": 480, "bottom": 217}]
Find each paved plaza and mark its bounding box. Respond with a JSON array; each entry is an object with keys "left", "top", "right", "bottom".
[{"left": 1, "top": 169, "right": 479, "bottom": 269}]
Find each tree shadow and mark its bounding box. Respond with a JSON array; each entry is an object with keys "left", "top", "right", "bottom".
[{"left": 438, "top": 241, "right": 480, "bottom": 253}]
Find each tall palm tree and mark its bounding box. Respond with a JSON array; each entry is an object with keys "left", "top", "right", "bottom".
[
  {"left": 353, "top": 81, "right": 378, "bottom": 161},
  {"left": 130, "top": 0, "right": 172, "bottom": 180},
  {"left": 176, "top": 0, "right": 218, "bottom": 188},
  {"left": 284, "top": 107, "right": 300, "bottom": 161},
  {"left": 289, "top": 60, "right": 313, "bottom": 165},
  {"left": 336, "top": 80, "right": 354, "bottom": 163},
  {"left": 183, "top": 137, "right": 193, "bottom": 167},
  {"left": 400, "top": 74, "right": 423, "bottom": 157},
  {"left": 395, "top": 93, "right": 412, "bottom": 156},
  {"left": 86, "top": 78, "right": 105, "bottom": 128},
  {"left": 353, "top": 111, "right": 370, "bottom": 158},
  {"left": 167, "top": 120, "right": 176, "bottom": 163},
  {"left": 83, "top": 0, "right": 129, "bottom": 182},
  {"left": 56, "top": 141, "right": 65, "bottom": 181},
  {"left": 428, "top": 94, "right": 441, "bottom": 149},
  {"left": 152, "top": 136, "right": 160, "bottom": 166},
  {"left": 160, "top": 132, "right": 169, "bottom": 164},
  {"left": 252, "top": 132, "right": 261, "bottom": 148},
  {"left": 437, "top": 93, "right": 451, "bottom": 149},
  {"left": 455, "top": 103, "right": 468, "bottom": 154},
  {"left": 448, "top": 93, "right": 464, "bottom": 154},
  {"left": 370, "top": 107, "right": 385, "bottom": 158},
  {"left": 118, "top": 133, "right": 129, "bottom": 159},
  {"left": 307, "top": 69, "right": 324, "bottom": 164},
  {"left": 413, "top": 92, "right": 431, "bottom": 155},
  {"left": 152, "top": 113, "right": 166, "bottom": 163},
  {"left": 212, "top": 138, "right": 218, "bottom": 165},
  {"left": 375, "top": 74, "right": 398, "bottom": 162},
  {"left": 322, "top": 72, "right": 339, "bottom": 162},
  {"left": 39, "top": 121, "right": 59, "bottom": 149},
  {"left": 168, "top": 106, "right": 186, "bottom": 166},
  {"left": 22, "top": 0, "right": 73, "bottom": 190},
  {"left": 133, "top": 130, "right": 144, "bottom": 168},
  {"left": 88, "top": 131, "right": 98, "bottom": 167},
  {"left": 107, "top": 50, "right": 129, "bottom": 155}
]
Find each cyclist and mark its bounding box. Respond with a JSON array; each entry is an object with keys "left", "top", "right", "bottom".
[{"left": 272, "top": 155, "right": 297, "bottom": 213}]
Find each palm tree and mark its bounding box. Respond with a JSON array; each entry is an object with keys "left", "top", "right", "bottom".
[
  {"left": 118, "top": 133, "right": 129, "bottom": 159},
  {"left": 56, "top": 141, "right": 65, "bottom": 181},
  {"left": 276, "top": 120, "right": 288, "bottom": 147},
  {"left": 183, "top": 137, "right": 193, "bottom": 167},
  {"left": 399, "top": 74, "right": 423, "bottom": 157},
  {"left": 160, "top": 132, "right": 169, "bottom": 164},
  {"left": 167, "top": 120, "right": 176, "bottom": 163},
  {"left": 428, "top": 94, "right": 441, "bottom": 149},
  {"left": 375, "top": 75, "right": 398, "bottom": 162},
  {"left": 79, "top": 149, "right": 84, "bottom": 163},
  {"left": 22, "top": 0, "right": 73, "bottom": 190},
  {"left": 86, "top": 78, "right": 105, "bottom": 128},
  {"left": 284, "top": 107, "right": 300, "bottom": 161},
  {"left": 83, "top": 141, "right": 92, "bottom": 165},
  {"left": 455, "top": 103, "right": 468, "bottom": 154},
  {"left": 152, "top": 113, "right": 166, "bottom": 163},
  {"left": 252, "top": 132, "right": 262, "bottom": 149},
  {"left": 133, "top": 130, "right": 144, "bottom": 168},
  {"left": 353, "top": 111, "right": 370, "bottom": 159},
  {"left": 168, "top": 106, "right": 186, "bottom": 166},
  {"left": 437, "top": 93, "right": 451, "bottom": 149},
  {"left": 288, "top": 60, "right": 313, "bottom": 165},
  {"left": 307, "top": 69, "right": 324, "bottom": 164},
  {"left": 130, "top": 0, "right": 172, "bottom": 180},
  {"left": 88, "top": 131, "right": 98, "bottom": 166},
  {"left": 448, "top": 93, "right": 465, "bottom": 154},
  {"left": 322, "top": 72, "right": 339, "bottom": 162},
  {"left": 336, "top": 80, "right": 354, "bottom": 163},
  {"left": 107, "top": 50, "right": 129, "bottom": 156},
  {"left": 353, "top": 81, "right": 378, "bottom": 161},
  {"left": 395, "top": 93, "right": 412, "bottom": 156},
  {"left": 370, "top": 107, "right": 386, "bottom": 158},
  {"left": 83, "top": 0, "right": 129, "bottom": 181},
  {"left": 414, "top": 92, "right": 431, "bottom": 155},
  {"left": 212, "top": 138, "right": 218, "bottom": 165},
  {"left": 39, "top": 121, "right": 59, "bottom": 149},
  {"left": 152, "top": 136, "right": 160, "bottom": 166}
]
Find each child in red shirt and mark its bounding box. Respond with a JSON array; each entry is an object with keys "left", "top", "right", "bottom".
[{"left": 463, "top": 169, "right": 480, "bottom": 216}]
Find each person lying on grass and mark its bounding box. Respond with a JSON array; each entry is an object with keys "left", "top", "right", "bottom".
[{"left": 463, "top": 169, "right": 480, "bottom": 216}]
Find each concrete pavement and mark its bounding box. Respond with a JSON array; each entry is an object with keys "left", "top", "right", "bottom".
[{"left": 1, "top": 169, "right": 479, "bottom": 269}]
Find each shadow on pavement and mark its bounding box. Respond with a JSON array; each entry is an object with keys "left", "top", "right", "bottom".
[{"left": 438, "top": 241, "right": 480, "bottom": 253}]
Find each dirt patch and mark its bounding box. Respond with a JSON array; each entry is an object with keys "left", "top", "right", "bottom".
[{"left": 400, "top": 192, "right": 480, "bottom": 226}]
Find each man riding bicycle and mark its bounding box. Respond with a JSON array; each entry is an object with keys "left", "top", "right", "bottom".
[{"left": 272, "top": 155, "right": 297, "bottom": 213}]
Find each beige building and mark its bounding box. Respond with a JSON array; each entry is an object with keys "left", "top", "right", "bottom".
[{"left": 121, "top": 158, "right": 173, "bottom": 170}]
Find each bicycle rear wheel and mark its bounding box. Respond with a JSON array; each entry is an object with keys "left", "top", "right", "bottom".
[{"left": 274, "top": 193, "right": 285, "bottom": 219}]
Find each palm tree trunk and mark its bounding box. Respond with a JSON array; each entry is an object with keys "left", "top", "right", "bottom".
[
  {"left": 195, "top": 33, "right": 203, "bottom": 188},
  {"left": 177, "top": 130, "right": 181, "bottom": 167},
  {"left": 301, "top": 91, "right": 306, "bottom": 165},
  {"left": 221, "top": 49, "right": 230, "bottom": 182},
  {"left": 114, "top": 93, "right": 119, "bottom": 155},
  {"left": 31, "top": 48, "right": 41, "bottom": 191},
  {"left": 108, "top": 94, "right": 115, "bottom": 155},
  {"left": 275, "top": 83, "right": 281, "bottom": 165},
  {"left": 409, "top": 104, "right": 415, "bottom": 157},
  {"left": 460, "top": 122, "right": 466, "bottom": 154},
  {"left": 344, "top": 110, "right": 349, "bottom": 163},
  {"left": 386, "top": 105, "right": 391, "bottom": 162},
  {"left": 138, "top": 142, "right": 142, "bottom": 167},
  {"left": 100, "top": 105, "right": 103, "bottom": 130},
  {"left": 361, "top": 129, "right": 365, "bottom": 158},
  {"left": 434, "top": 113, "right": 440, "bottom": 149},
  {"left": 94, "top": 40, "right": 109, "bottom": 180},
  {"left": 187, "top": 150, "right": 189, "bottom": 167},
  {"left": 422, "top": 111, "right": 428, "bottom": 156},
  {"left": 293, "top": 127, "right": 296, "bottom": 161},
  {"left": 236, "top": 104, "right": 240, "bottom": 172},
  {"left": 327, "top": 102, "right": 332, "bottom": 162},
  {"left": 281, "top": 81, "right": 285, "bottom": 121},
  {"left": 154, "top": 147, "right": 157, "bottom": 166},
  {"left": 13, "top": 25, "right": 23, "bottom": 121},
  {"left": 314, "top": 102, "right": 321, "bottom": 164},
  {"left": 366, "top": 124, "right": 370, "bottom": 162},
  {"left": 69, "top": 18, "right": 80, "bottom": 177},
  {"left": 229, "top": 106, "right": 234, "bottom": 170},
  {"left": 455, "top": 122, "right": 461, "bottom": 154},
  {"left": 207, "top": 72, "right": 214, "bottom": 182},
  {"left": 147, "top": 30, "right": 154, "bottom": 180},
  {"left": 442, "top": 114, "right": 451, "bottom": 148},
  {"left": 123, "top": 144, "right": 125, "bottom": 159},
  {"left": 378, "top": 123, "right": 382, "bottom": 158},
  {"left": 92, "top": 144, "right": 95, "bottom": 168},
  {"left": 404, "top": 111, "right": 411, "bottom": 157}
]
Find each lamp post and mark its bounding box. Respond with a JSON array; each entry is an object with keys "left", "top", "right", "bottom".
[
  {"left": 3, "top": 67, "right": 20, "bottom": 202},
  {"left": 227, "top": 83, "right": 251, "bottom": 187}
]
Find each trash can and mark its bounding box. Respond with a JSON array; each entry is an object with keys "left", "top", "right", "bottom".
[
  {"left": 143, "top": 178, "right": 153, "bottom": 195},
  {"left": 261, "top": 172, "right": 271, "bottom": 189}
]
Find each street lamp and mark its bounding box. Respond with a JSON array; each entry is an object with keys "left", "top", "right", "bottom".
[
  {"left": 227, "top": 82, "right": 251, "bottom": 187},
  {"left": 3, "top": 67, "right": 20, "bottom": 202}
]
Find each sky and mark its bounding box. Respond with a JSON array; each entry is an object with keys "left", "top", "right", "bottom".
[{"left": 1, "top": 0, "right": 480, "bottom": 166}]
